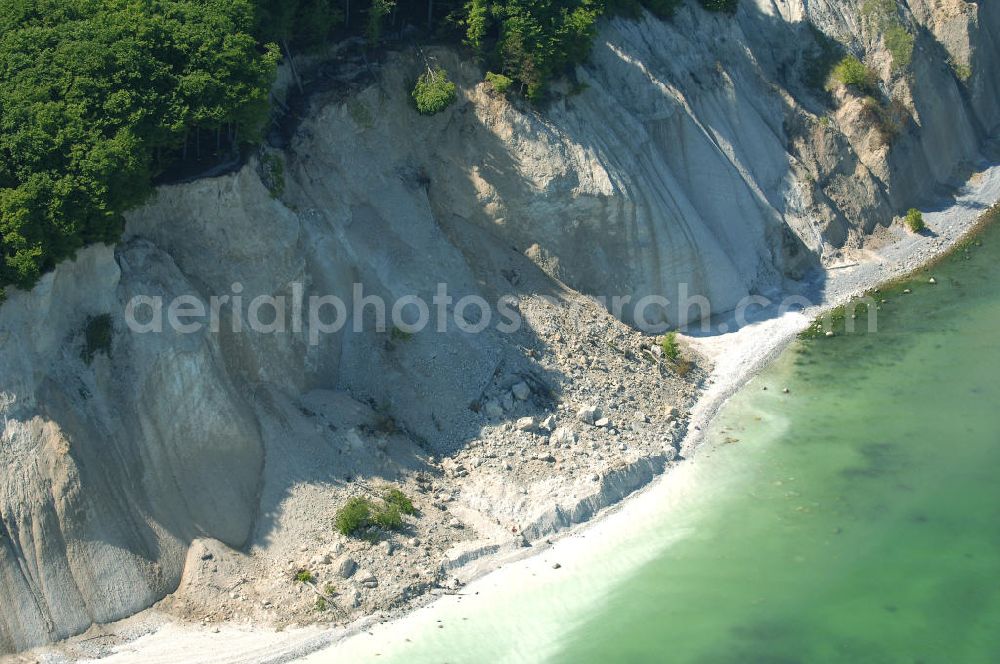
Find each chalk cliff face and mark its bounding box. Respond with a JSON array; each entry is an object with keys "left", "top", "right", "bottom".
[
  {"left": 0, "top": 244, "right": 264, "bottom": 652},
  {"left": 1, "top": 0, "right": 998, "bottom": 652}
]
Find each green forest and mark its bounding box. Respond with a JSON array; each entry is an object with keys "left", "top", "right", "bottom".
[{"left": 0, "top": 0, "right": 737, "bottom": 294}]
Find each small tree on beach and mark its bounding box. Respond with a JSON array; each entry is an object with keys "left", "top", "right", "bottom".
[
  {"left": 661, "top": 331, "right": 681, "bottom": 361},
  {"left": 904, "top": 208, "right": 925, "bottom": 233}
]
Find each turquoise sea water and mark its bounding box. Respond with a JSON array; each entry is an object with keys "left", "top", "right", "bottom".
[{"left": 329, "top": 223, "right": 1000, "bottom": 664}]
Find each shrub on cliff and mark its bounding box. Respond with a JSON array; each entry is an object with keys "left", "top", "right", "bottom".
[
  {"left": 485, "top": 71, "right": 513, "bottom": 94},
  {"left": 861, "top": 95, "right": 907, "bottom": 145},
  {"left": 335, "top": 497, "right": 374, "bottom": 536},
  {"left": 904, "top": 208, "right": 926, "bottom": 233},
  {"left": 372, "top": 504, "right": 403, "bottom": 530},
  {"left": 384, "top": 488, "right": 417, "bottom": 515},
  {"left": 412, "top": 67, "right": 457, "bottom": 115},
  {"left": 832, "top": 56, "right": 878, "bottom": 93},
  {"left": 884, "top": 25, "right": 914, "bottom": 71}
]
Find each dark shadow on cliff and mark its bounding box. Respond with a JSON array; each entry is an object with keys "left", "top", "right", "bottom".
[{"left": 430, "top": 3, "right": 834, "bottom": 346}]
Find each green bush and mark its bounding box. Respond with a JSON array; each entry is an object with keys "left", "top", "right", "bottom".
[
  {"left": 884, "top": 25, "right": 914, "bottom": 71},
  {"left": 335, "top": 497, "right": 374, "bottom": 536},
  {"left": 950, "top": 60, "right": 972, "bottom": 82},
  {"left": 661, "top": 331, "right": 681, "bottom": 361},
  {"left": 859, "top": 0, "right": 913, "bottom": 73},
  {"left": 465, "top": 0, "right": 702, "bottom": 104},
  {"left": 412, "top": 68, "right": 457, "bottom": 115},
  {"left": 384, "top": 488, "right": 416, "bottom": 515},
  {"left": 832, "top": 56, "right": 878, "bottom": 93},
  {"left": 904, "top": 208, "right": 925, "bottom": 233},
  {"left": 294, "top": 569, "right": 315, "bottom": 583},
  {"left": 372, "top": 504, "right": 403, "bottom": 530},
  {"left": 485, "top": 71, "right": 513, "bottom": 94},
  {"left": 336, "top": 489, "right": 413, "bottom": 536}
]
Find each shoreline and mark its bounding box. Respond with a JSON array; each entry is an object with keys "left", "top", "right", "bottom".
[
  {"left": 293, "top": 158, "right": 1000, "bottom": 659},
  {"left": 29, "top": 160, "right": 1000, "bottom": 663}
]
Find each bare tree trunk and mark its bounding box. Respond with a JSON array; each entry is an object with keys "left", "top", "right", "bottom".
[{"left": 283, "top": 40, "right": 304, "bottom": 94}]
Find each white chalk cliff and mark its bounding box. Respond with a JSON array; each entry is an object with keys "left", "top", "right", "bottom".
[{"left": 1, "top": 0, "right": 998, "bottom": 652}]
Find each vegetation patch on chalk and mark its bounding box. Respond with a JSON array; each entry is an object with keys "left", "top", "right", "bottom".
[
  {"left": 384, "top": 488, "right": 417, "bottom": 515},
  {"left": 485, "top": 71, "right": 513, "bottom": 95},
  {"left": 335, "top": 488, "right": 417, "bottom": 537},
  {"left": 412, "top": 68, "right": 457, "bottom": 115},
  {"left": 660, "top": 331, "right": 681, "bottom": 361},
  {"left": 831, "top": 56, "right": 878, "bottom": 94},
  {"left": 904, "top": 208, "right": 926, "bottom": 233}
]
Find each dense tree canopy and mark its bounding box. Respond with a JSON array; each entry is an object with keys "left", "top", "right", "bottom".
[
  {"left": 0, "top": 0, "right": 277, "bottom": 290},
  {"left": 255, "top": 0, "right": 344, "bottom": 48}
]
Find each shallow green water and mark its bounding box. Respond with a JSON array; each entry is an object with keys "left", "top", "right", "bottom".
[
  {"left": 333, "top": 224, "right": 1000, "bottom": 663},
  {"left": 550, "top": 232, "right": 1000, "bottom": 663}
]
